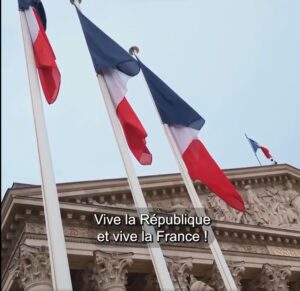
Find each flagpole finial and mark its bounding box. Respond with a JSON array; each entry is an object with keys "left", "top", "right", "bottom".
[
  {"left": 70, "top": 0, "right": 81, "bottom": 5},
  {"left": 129, "top": 46, "right": 139, "bottom": 56}
]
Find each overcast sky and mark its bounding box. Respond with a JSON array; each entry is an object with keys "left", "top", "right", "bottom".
[{"left": 2, "top": 0, "right": 300, "bottom": 196}]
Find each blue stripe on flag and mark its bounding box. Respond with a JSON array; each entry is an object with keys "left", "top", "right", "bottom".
[
  {"left": 248, "top": 138, "right": 260, "bottom": 153},
  {"left": 76, "top": 8, "right": 139, "bottom": 77},
  {"left": 138, "top": 60, "right": 205, "bottom": 130}
]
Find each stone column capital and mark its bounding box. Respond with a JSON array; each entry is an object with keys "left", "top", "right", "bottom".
[
  {"left": 208, "top": 261, "right": 245, "bottom": 291},
  {"left": 9, "top": 244, "right": 51, "bottom": 291},
  {"left": 166, "top": 256, "right": 193, "bottom": 291},
  {"left": 84, "top": 250, "right": 133, "bottom": 291}
]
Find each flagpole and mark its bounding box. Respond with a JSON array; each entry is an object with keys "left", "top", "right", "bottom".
[
  {"left": 163, "top": 125, "right": 238, "bottom": 291},
  {"left": 97, "top": 74, "right": 175, "bottom": 291},
  {"left": 245, "top": 134, "right": 262, "bottom": 166},
  {"left": 130, "top": 47, "right": 238, "bottom": 291},
  {"left": 71, "top": 2, "right": 175, "bottom": 290},
  {"left": 97, "top": 75, "right": 175, "bottom": 291},
  {"left": 19, "top": 11, "right": 73, "bottom": 291},
  {"left": 254, "top": 153, "right": 262, "bottom": 166}
]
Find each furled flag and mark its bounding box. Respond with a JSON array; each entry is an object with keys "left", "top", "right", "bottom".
[
  {"left": 18, "top": 0, "right": 61, "bottom": 104},
  {"left": 75, "top": 8, "right": 152, "bottom": 165},
  {"left": 246, "top": 135, "right": 276, "bottom": 162},
  {"left": 138, "top": 60, "right": 245, "bottom": 211}
]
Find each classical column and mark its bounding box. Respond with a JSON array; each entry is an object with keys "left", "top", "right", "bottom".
[
  {"left": 84, "top": 250, "right": 133, "bottom": 291},
  {"left": 246, "top": 263, "right": 292, "bottom": 291},
  {"left": 166, "top": 256, "right": 193, "bottom": 291},
  {"left": 208, "top": 261, "right": 245, "bottom": 291},
  {"left": 9, "top": 244, "right": 52, "bottom": 291}
]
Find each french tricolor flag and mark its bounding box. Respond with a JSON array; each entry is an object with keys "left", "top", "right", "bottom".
[
  {"left": 18, "top": 0, "right": 61, "bottom": 104},
  {"left": 76, "top": 8, "right": 152, "bottom": 165},
  {"left": 139, "top": 60, "right": 245, "bottom": 211},
  {"left": 246, "top": 136, "right": 273, "bottom": 160}
]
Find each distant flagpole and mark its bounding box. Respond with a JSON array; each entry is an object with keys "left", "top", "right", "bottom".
[
  {"left": 245, "top": 133, "right": 262, "bottom": 166},
  {"left": 131, "top": 47, "right": 238, "bottom": 291},
  {"left": 71, "top": 2, "right": 175, "bottom": 290},
  {"left": 19, "top": 10, "right": 73, "bottom": 291}
]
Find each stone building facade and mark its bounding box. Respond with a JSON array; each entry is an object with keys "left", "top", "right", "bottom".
[{"left": 1, "top": 164, "right": 300, "bottom": 290}]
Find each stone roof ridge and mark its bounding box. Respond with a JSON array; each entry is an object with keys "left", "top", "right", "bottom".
[{"left": 11, "top": 182, "right": 37, "bottom": 189}]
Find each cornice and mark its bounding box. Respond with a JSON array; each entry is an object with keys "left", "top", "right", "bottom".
[
  {"left": 2, "top": 164, "right": 299, "bottom": 203},
  {"left": 2, "top": 197, "right": 300, "bottom": 245}
]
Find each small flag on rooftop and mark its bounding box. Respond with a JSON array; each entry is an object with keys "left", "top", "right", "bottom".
[{"left": 245, "top": 134, "right": 277, "bottom": 165}]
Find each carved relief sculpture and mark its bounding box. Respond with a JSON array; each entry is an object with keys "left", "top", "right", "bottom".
[
  {"left": 284, "top": 180, "right": 300, "bottom": 218},
  {"left": 246, "top": 263, "right": 292, "bottom": 291},
  {"left": 206, "top": 180, "right": 300, "bottom": 228}
]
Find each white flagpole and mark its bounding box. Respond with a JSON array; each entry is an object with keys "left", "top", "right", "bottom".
[
  {"left": 19, "top": 11, "right": 73, "bottom": 291},
  {"left": 163, "top": 126, "right": 237, "bottom": 291},
  {"left": 130, "top": 47, "right": 238, "bottom": 291},
  {"left": 97, "top": 75, "right": 175, "bottom": 291},
  {"left": 71, "top": 2, "right": 175, "bottom": 290}
]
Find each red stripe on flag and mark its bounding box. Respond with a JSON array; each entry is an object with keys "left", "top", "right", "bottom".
[
  {"left": 182, "top": 139, "right": 245, "bottom": 211},
  {"left": 260, "top": 146, "right": 272, "bottom": 159},
  {"left": 116, "top": 98, "right": 152, "bottom": 165},
  {"left": 32, "top": 8, "right": 60, "bottom": 104}
]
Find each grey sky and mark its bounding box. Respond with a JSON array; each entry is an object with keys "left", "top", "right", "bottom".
[{"left": 2, "top": 0, "right": 300, "bottom": 196}]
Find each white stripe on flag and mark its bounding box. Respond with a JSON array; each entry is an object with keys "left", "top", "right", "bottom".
[
  {"left": 103, "top": 68, "right": 131, "bottom": 107},
  {"left": 24, "top": 8, "right": 39, "bottom": 43},
  {"left": 170, "top": 125, "right": 199, "bottom": 154}
]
